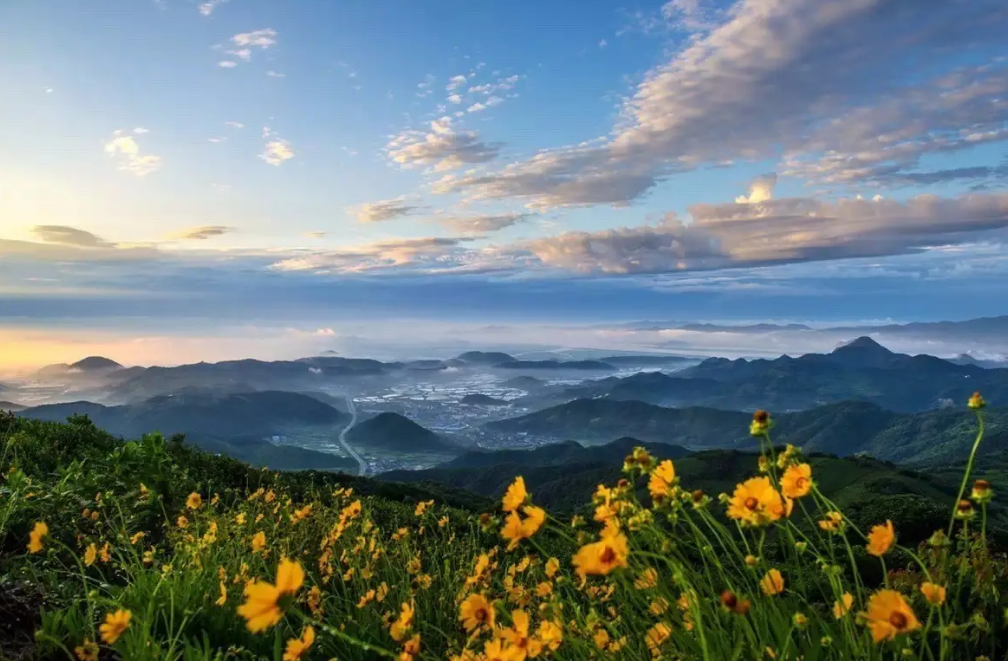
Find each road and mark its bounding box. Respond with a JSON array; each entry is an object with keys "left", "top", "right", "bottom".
[{"left": 338, "top": 396, "right": 367, "bottom": 476}]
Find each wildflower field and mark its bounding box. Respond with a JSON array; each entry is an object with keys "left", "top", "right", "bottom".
[{"left": 1, "top": 394, "right": 1006, "bottom": 661}]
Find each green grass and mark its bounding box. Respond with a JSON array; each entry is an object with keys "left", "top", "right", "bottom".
[{"left": 2, "top": 405, "right": 1007, "bottom": 661}]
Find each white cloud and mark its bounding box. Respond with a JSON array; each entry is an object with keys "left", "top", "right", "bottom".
[
  {"left": 467, "top": 102, "right": 487, "bottom": 113},
  {"left": 447, "top": 75, "right": 468, "bottom": 91},
  {"left": 735, "top": 173, "right": 777, "bottom": 204},
  {"left": 518, "top": 191, "right": 1008, "bottom": 274},
  {"left": 447, "top": 94, "right": 462, "bottom": 104},
  {"left": 386, "top": 117, "right": 501, "bottom": 172},
  {"left": 104, "top": 133, "right": 162, "bottom": 177},
  {"left": 218, "top": 61, "right": 238, "bottom": 68},
  {"left": 225, "top": 121, "right": 244, "bottom": 129},
  {"left": 303, "top": 231, "right": 327, "bottom": 239},
  {"left": 438, "top": 213, "right": 529, "bottom": 235},
  {"left": 269, "top": 237, "right": 483, "bottom": 274},
  {"left": 164, "top": 226, "right": 235, "bottom": 241},
  {"left": 436, "top": 0, "right": 1008, "bottom": 208},
  {"left": 599, "top": 39, "right": 608, "bottom": 48},
  {"left": 208, "top": 137, "right": 227, "bottom": 143},
  {"left": 133, "top": 127, "right": 149, "bottom": 134},
  {"left": 486, "top": 96, "right": 503, "bottom": 107},
  {"left": 231, "top": 29, "right": 277, "bottom": 49},
  {"left": 260, "top": 139, "right": 295, "bottom": 166},
  {"left": 198, "top": 0, "right": 228, "bottom": 16},
  {"left": 350, "top": 198, "right": 421, "bottom": 223},
  {"left": 229, "top": 48, "right": 252, "bottom": 62},
  {"left": 266, "top": 70, "right": 285, "bottom": 78}
]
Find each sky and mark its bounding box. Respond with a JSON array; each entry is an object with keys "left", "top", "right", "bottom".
[{"left": 2, "top": 0, "right": 1008, "bottom": 367}]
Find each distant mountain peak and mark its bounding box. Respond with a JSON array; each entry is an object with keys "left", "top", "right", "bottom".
[
  {"left": 835, "top": 336, "right": 891, "bottom": 353},
  {"left": 70, "top": 356, "right": 123, "bottom": 371}
]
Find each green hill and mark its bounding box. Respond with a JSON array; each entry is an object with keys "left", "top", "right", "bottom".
[
  {"left": 486, "top": 398, "right": 1008, "bottom": 466},
  {"left": 455, "top": 350, "right": 516, "bottom": 364},
  {"left": 346, "top": 412, "right": 459, "bottom": 454},
  {"left": 0, "top": 400, "right": 25, "bottom": 412}
]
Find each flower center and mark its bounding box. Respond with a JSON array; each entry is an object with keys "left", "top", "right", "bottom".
[
  {"left": 744, "top": 497, "right": 759, "bottom": 510},
  {"left": 888, "top": 612, "right": 908, "bottom": 629},
  {"left": 600, "top": 546, "right": 617, "bottom": 564},
  {"left": 796, "top": 477, "right": 808, "bottom": 489},
  {"left": 476, "top": 608, "right": 488, "bottom": 622}
]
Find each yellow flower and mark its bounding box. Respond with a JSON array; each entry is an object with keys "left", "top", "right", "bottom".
[
  {"left": 503, "top": 476, "right": 528, "bottom": 513},
  {"left": 544, "top": 557, "right": 559, "bottom": 578},
  {"left": 74, "top": 639, "right": 99, "bottom": 661},
  {"left": 819, "top": 511, "right": 844, "bottom": 532},
  {"left": 593, "top": 628, "right": 610, "bottom": 649},
  {"left": 968, "top": 391, "right": 985, "bottom": 410},
  {"left": 400, "top": 634, "right": 421, "bottom": 660},
  {"left": 84, "top": 543, "right": 97, "bottom": 566},
  {"left": 390, "top": 601, "right": 414, "bottom": 642},
  {"left": 291, "top": 504, "right": 312, "bottom": 524},
  {"left": 282, "top": 626, "right": 315, "bottom": 661},
  {"left": 920, "top": 582, "right": 946, "bottom": 606},
  {"left": 176, "top": 515, "right": 188, "bottom": 529},
  {"left": 500, "top": 610, "right": 542, "bottom": 661},
  {"left": 186, "top": 492, "right": 202, "bottom": 510},
  {"left": 572, "top": 528, "right": 629, "bottom": 576},
  {"left": 727, "top": 477, "right": 791, "bottom": 526},
  {"left": 99, "top": 542, "right": 110, "bottom": 563},
  {"left": 760, "top": 569, "right": 784, "bottom": 596},
  {"left": 27, "top": 521, "right": 48, "bottom": 554},
  {"left": 251, "top": 531, "right": 266, "bottom": 553},
  {"left": 745, "top": 554, "right": 758, "bottom": 568},
  {"left": 129, "top": 532, "right": 145, "bottom": 545},
  {"left": 500, "top": 506, "right": 545, "bottom": 550},
  {"left": 634, "top": 567, "right": 658, "bottom": 590},
  {"left": 216, "top": 581, "right": 227, "bottom": 606},
  {"left": 235, "top": 512, "right": 247, "bottom": 524},
  {"left": 648, "top": 460, "right": 676, "bottom": 504},
  {"left": 649, "top": 596, "right": 670, "bottom": 616},
  {"left": 646, "top": 622, "right": 672, "bottom": 651},
  {"left": 750, "top": 409, "right": 771, "bottom": 436},
  {"left": 780, "top": 463, "right": 812, "bottom": 499},
  {"left": 862, "top": 589, "right": 920, "bottom": 643},
  {"left": 535, "top": 581, "right": 552, "bottom": 597},
  {"left": 236, "top": 558, "right": 304, "bottom": 632},
  {"left": 460, "top": 593, "right": 495, "bottom": 632},
  {"left": 307, "top": 585, "right": 323, "bottom": 615},
  {"left": 536, "top": 620, "right": 563, "bottom": 651},
  {"left": 866, "top": 520, "right": 895, "bottom": 556},
  {"left": 99, "top": 609, "right": 131, "bottom": 644},
  {"left": 834, "top": 592, "right": 854, "bottom": 619}
]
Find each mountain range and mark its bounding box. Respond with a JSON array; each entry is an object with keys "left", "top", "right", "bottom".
[
  {"left": 485, "top": 398, "right": 1006, "bottom": 467},
  {"left": 346, "top": 412, "right": 460, "bottom": 455},
  {"left": 532, "top": 337, "right": 1008, "bottom": 413}
]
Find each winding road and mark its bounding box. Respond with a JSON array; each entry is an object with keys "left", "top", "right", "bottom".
[{"left": 338, "top": 396, "right": 367, "bottom": 476}]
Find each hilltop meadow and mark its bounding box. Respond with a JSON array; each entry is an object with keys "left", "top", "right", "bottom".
[{"left": 1, "top": 394, "right": 1006, "bottom": 661}]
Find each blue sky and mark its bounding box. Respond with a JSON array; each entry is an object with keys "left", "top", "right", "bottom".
[{"left": 1, "top": 0, "right": 1008, "bottom": 365}]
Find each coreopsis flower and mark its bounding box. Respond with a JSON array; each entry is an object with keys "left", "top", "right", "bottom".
[
  {"left": 649, "top": 596, "right": 670, "bottom": 616},
  {"left": 251, "top": 531, "right": 266, "bottom": 553},
  {"left": 793, "top": 612, "right": 808, "bottom": 629},
  {"left": 646, "top": 622, "right": 672, "bottom": 652},
  {"left": 971, "top": 479, "right": 993, "bottom": 504},
  {"left": 745, "top": 554, "right": 759, "bottom": 568},
  {"left": 819, "top": 512, "right": 844, "bottom": 532},
  {"left": 306, "top": 585, "right": 323, "bottom": 615},
  {"left": 500, "top": 610, "right": 542, "bottom": 661},
  {"left": 536, "top": 619, "right": 563, "bottom": 652},
  {"left": 544, "top": 557, "right": 560, "bottom": 578},
  {"left": 186, "top": 492, "right": 202, "bottom": 510},
  {"left": 780, "top": 463, "right": 813, "bottom": 499},
  {"left": 84, "top": 543, "right": 97, "bottom": 567},
  {"left": 414, "top": 499, "right": 434, "bottom": 517},
  {"left": 503, "top": 477, "right": 528, "bottom": 513},
  {"left": 282, "top": 626, "right": 315, "bottom": 661},
  {"left": 400, "top": 634, "right": 421, "bottom": 660},
  {"left": 720, "top": 590, "right": 750, "bottom": 616},
  {"left": 460, "top": 593, "right": 495, "bottom": 632},
  {"left": 390, "top": 601, "right": 414, "bottom": 642},
  {"left": 968, "top": 391, "right": 986, "bottom": 410},
  {"left": 760, "top": 569, "right": 784, "bottom": 596},
  {"left": 920, "top": 582, "right": 946, "bottom": 606},
  {"left": 129, "top": 532, "right": 145, "bottom": 545},
  {"left": 634, "top": 567, "right": 658, "bottom": 590},
  {"left": 27, "top": 521, "right": 48, "bottom": 554},
  {"left": 648, "top": 460, "right": 676, "bottom": 505},
  {"left": 727, "top": 477, "right": 791, "bottom": 526},
  {"left": 99, "top": 609, "right": 132, "bottom": 644},
  {"left": 74, "top": 639, "right": 98, "bottom": 661},
  {"left": 176, "top": 516, "right": 189, "bottom": 529},
  {"left": 99, "top": 542, "right": 111, "bottom": 563},
  {"left": 955, "top": 499, "right": 975, "bottom": 521},
  {"left": 750, "top": 409, "right": 771, "bottom": 436},
  {"left": 500, "top": 506, "right": 546, "bottom": 551},
  {"left": 866, "top": 521, "right": 895, "bottom": 556},
  {"left": 215, "top": 580, "right": 227, "bottom": 608},
  {"left": 236, "top": 558, "right": 305, "bottom": 633},
  {"left": 235, "top": 512, "right": 247, "bottom": 524},
  {"left": 623, "top": 446, "right": 655, "bottom": 473},
  {"left": 862, "top": 590, "right": 920, "bottom": 643},
  {"left": 291, "top": 504, "right": 312, "bottom": 524},
  {"left": 572, "top": 523, "right": 629, "bottom": 576}
]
